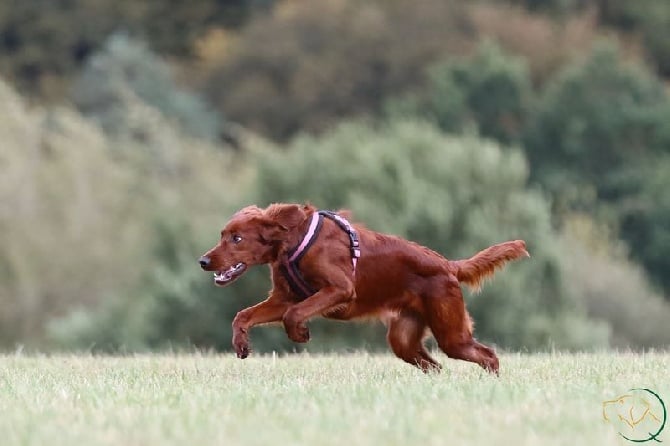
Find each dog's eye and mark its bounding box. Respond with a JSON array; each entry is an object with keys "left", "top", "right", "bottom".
[{"left": 232, "top": 234, "right": 243, "bottom": 244}]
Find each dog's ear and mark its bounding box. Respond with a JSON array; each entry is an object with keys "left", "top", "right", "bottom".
[
  {"left": 265, "top": 203, "right": 306, "bottom": 229},
  {"left": 258, "top": 204, "right": 306, "bottom": 242},
  {"left": 257, "top": 218, "right": 286, "bottom": 243}
]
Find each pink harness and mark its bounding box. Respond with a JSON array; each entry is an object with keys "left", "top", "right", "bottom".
[{"left": 280, "top": 210, "right": 360, "bottom": 299}]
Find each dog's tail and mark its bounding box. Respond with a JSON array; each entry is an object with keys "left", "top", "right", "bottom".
[{"left": 452, "top": 240, "right": 529, "bottom": 292}]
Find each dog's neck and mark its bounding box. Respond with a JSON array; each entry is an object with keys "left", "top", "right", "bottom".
[{"left": 270, "top": 207, "right": 317, "bottom": 264}]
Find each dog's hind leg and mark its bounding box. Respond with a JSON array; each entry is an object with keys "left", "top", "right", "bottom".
[
  {"left": 386, "top": 312, "right": 441, "bottom": 373},
  {"left": 423, "top": 274, "right": 499, "bottom": 375}
]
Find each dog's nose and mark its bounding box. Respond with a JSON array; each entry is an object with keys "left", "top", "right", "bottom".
[{"left": 199, "top": 256, "right": 211, "bottom": 269}]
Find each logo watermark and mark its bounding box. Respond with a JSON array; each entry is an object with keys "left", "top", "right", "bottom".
[{"left": 603, "top": 388, "right": 666, "bottom": 443}]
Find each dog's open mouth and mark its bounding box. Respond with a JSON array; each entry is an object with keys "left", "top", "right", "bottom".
[{"left": 213, "top": 262, "right": 247, "bottom": 286}]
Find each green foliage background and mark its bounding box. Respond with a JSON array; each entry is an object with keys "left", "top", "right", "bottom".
[{"left": 1, "top": 0, "right": 670, "bottom": 353}]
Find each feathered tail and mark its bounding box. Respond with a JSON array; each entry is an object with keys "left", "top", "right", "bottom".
[{"left": 452, "top": 240, "right": 529, "bottom": 291}]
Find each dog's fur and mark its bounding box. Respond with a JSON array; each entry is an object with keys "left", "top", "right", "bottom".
[{"left": 200, "top": 203, "right": 529, "bottom": 373}]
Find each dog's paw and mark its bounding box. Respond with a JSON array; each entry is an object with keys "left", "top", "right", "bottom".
[
  {"left": 287, "top": 323, "right": 310, "bottom": 343},
  {"left": 232, "top": 334, "right": 250, "bottom": 359},
  {"left": 235, "top": 344, "right": 250, "bottom": 359}
]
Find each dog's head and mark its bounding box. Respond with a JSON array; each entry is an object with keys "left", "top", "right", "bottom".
[{"left": 198, "top": 203, "right": 311, "bottom": 287}]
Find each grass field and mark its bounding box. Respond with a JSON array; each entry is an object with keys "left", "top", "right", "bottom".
[{"left": 0, "top": 352, "right": 667, "bottom": 446}]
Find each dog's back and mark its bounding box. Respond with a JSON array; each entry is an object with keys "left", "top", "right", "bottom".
[{"left": 332, "top": 227, "right": 527, "bottom": 320}]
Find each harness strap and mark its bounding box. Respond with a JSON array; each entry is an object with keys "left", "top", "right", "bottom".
[
  {"left": 318, "top": 210, "right": 360, "bottom": 272},
  {"left": 280, "top": 210, "right": 360, "bottom": 300},
  {"left": 288, "top": 212, "right": 322, "bottom": 263}
]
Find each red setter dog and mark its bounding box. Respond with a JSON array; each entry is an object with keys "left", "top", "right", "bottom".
[{"left": 199, "top": 203, "right": 528, "bottom": 374}]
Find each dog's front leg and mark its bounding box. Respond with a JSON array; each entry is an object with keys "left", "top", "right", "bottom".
[
  {"left": 282, "top": 284, "right": 355, "bottom": 343},
  {"left": 232, "top": 298, "right": 291, "bottom": 358}
]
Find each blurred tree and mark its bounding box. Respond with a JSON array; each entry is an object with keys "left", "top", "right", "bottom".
[
  {"left": 0, "top": 73, "right": 239, "bottom": 348},
  {"left": 467, "top": 3, "right": 599, "bottom": 85},
  {"left": 0, "top": 78, "right": 148, "bottom": 345},
  {"left": 494, "top": 0, "right": 589, "bottom": 15},
  {"left": 596, "top": 0, "right": 670, "bottom": 77},
  {"left": 203, "top": 0, "right": 602, "bottom": 142},
  {"left": 0, "top": 0, "right": 261, "bottom": 99},
  {"left": 493, "top": 0, "right": 670, "bottom": 77},
  {"left": 561, "top": 213, "right": 670, "bottom": 348},
  {"left": 204, "top": 0, "right": 474, "bottom": 141},
  {"left": 524, "top": 41, "right": 670, "bottom": 295},
  {"left": 387, "top": 42, "right": 531, "bottom": 145},
  {"left": 524, "top": 42, "right": 670, "bottom": 199},
  {"left": 614, "top": 157, "right": 670, "bottom": 295},
  {"left": 72, "top": 33, "right": 224, "bottom": 143}
]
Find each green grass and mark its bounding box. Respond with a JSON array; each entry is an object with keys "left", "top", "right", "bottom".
[{"left": 0, "top": 352, "right": 668, "bottom": 445}]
